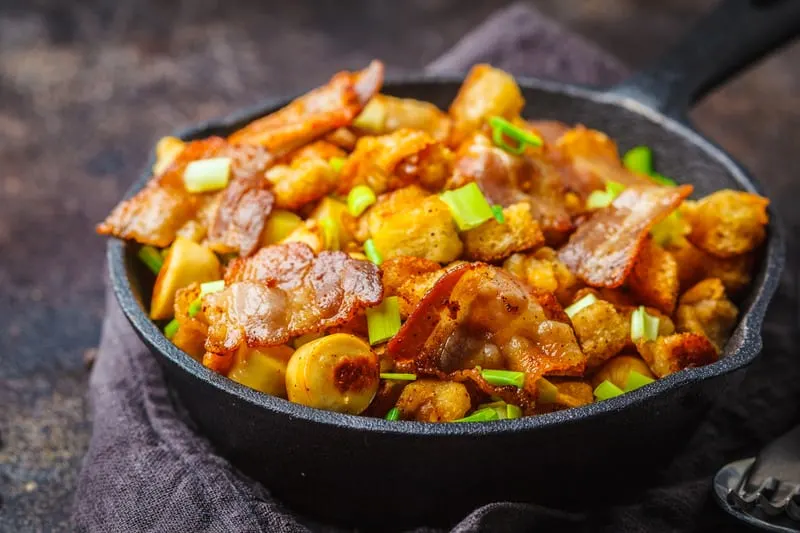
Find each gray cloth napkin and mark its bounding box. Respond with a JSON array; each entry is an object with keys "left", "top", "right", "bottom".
[{"left": 73, "top": 4, "right": 796, "bottom": 532}]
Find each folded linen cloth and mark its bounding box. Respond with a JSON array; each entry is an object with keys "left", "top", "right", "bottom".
[{"left": 73, "top": 3, "right": 797, "bottom": 532}]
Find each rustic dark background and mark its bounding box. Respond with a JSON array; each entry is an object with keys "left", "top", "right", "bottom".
[{"left": 1, "top": 0, "right": 798, "bottom": 530}]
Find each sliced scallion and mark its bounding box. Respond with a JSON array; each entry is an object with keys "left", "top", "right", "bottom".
[
  {"left": 188, "top": 298, "right": 202, "bottom": 318},
  {"left": 385, "top": 407, "right": 401, "bottom": 421},
  {"left": 594, "top": 380, "right": 624, "bottom": 401},
  {"left": 606, "top": 180, "right": 626, "bottom": 198},
  {"left": 650, "top": 172, "right": 677, "bottom": 187},
  {"left": 366, "top": 296, "right": 401, "bottom": 345},
  {"left": 380, "top": 373, "right": 417, "bottom": 381},
  {"left": 439, "top": 182, "right": 495, "bottom": 231},
  {"left": 164, "top": 319, "right": 180, "bottom": 339},
  {"left": 488, "top": 116, "right": 542, "bottom": 155},
  {"left": 183, "top": 157, "right": 231, "bottom": 193},
  {"left": 536, "top": 378, "right": 559, "bottom": 404},
  {"left": 506, "top": 403, "right": 523, "bottom": 419},
  {"left": 364, "top": 239, "right": 382, "bottom": 266},
  {"left": 138, "top": 245, "right": 164, "bottom": 275},
  {"left": 624, "top": 371, "right": 655, "bottom": 392},
  {"left": 320, "top": 216, "right": 340, "bottom": 251},
  {"left": 631, "top": 306, "right": 660, "bottom": 342},
  {"left": 564, "top": 294, "right": 598, "bottom": 319},
  {"left": 491, "top": 205, "right": 505, "bottom": 224},
  {"left": 454, "top": 407, "right": 500, "bottom": 423},
  {"left": 200, "top": 280, "right": 225, "bottom": 296},
  {"left": 622, "top": 146, "right": 653, "bottom": 175},
  {"left": 329, "top": 157, "right": 346, "bottom": 173},
  {"left": 586, "top": 181, "right": 625, "bottom": 210},
  {"left": 347, "top": 185, "right": 377, "bottom": 217},
  {"left": 481, "top": 369, "right": 525, "bottom": 388}
]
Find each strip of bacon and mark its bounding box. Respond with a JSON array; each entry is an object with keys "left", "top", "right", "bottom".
[
  {"left": 559, "top": 185, "right": 692, "bottom": 288},
  {"left": 204, "top": 243, "right": 382, "bottom": 354},
  {"left": 228, "top": 61, "right": 384, "bottom": 155}
]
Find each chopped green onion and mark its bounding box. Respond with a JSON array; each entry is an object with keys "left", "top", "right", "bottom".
[
  {"left": 188, "top": 298, "right": 202, "bottom": 318},
  {"left": 164, "top": 319, "right": 180, "bottom": 339},
  {"left": 650, "top": 172, "right": 677, "bottom": 187},
  {"left": 453, "top": 407, "right": 500, "bottom": 423},
  {"left": 329, "top": 157, "right": 346, "bottom": 173},
  {"left": 320, "top": 216, "right": 340, "bottom": 251},
  {"left": 651, "top": 210, "right": 688, "bottom": 247},
  {"left": 564, "top": 294, "right": 598, "bottom": 319},
  {"left": 506, "top": 403, "right": 523, "bottom": 419},
  {"left": 183, "top": 157, "right": 231, "bottom": 193},
  {"left": 160, "top": 247, "right": 171, "bottom": 259},
  {"left": 586, "top": 181, "right": 625, "bottom": 210},
  {"left": 536, "top": 378, "right": 559, "bottom": 404},
  {"left": 624, "top": 371, "right": 655, "bottom": 392},
  {"left": 622, "top": 146, "right": 653, "bottom": 175},
  {"left": 606, "top": 180, "right": 626, "bottom": 198},
  {"left": 200, "top": 280, "right": 225, "bottom": 296},
  {"left": 439, "top": 182, "right": 495, "bottom": 231},
  {"left": 366, "top": 296, "right": 401, "bottom": 345},
  {"left": 347, "top": 185, "right": 377, "bottom": 217},
  {"left": 491, "top": 205, "right": 505, "bottom": 224},
  {"left": 481, "top": 369, "right": 525, "bottom": 388},
  {"left": 385, "top": 407, "right": 401, "bottom": 421},
  {"left": 138, "top": 245, "right": 163, "bottom": 275},
  {"left": 380, "top": 373, "right": 417, "bottom": 381},
  {"left": 488, "top": 116, "right": 542, "bottom": 155},
  {"left": 594, "top": 380, "right": 624, "bottom": 401},
  {"left": 631, "top": 305, "right": 660, "bottom": 342},
  {"left": 477, "top": 401, "right": 507, "bottom": 410},
  {"left": 364, "top": 239, "right": 382, "bottom": 266}
]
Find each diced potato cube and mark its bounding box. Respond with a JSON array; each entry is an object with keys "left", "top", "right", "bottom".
[
  {"left": 396, "top": 379, "right": 472, "bottom": 422},
  {"left": 260, "top": 209, "right": 303, "bottom": 246},
  {"left": 153, "top": 136, "right": 186, "bottom": 175},
  {"left": 684, "top": 190, "right": 769, "bottom": 258},
  {"left": 308, "top": 197, "right": 356, "bottom": 248},
  {"left": 462, "top": 203, "right": 545, "bottom": 261},
  {"left": 372, "top": 196, "right": 463, "bottom": 263},
  {"left": 569, "top": 299, "right": 628, "bottom": 368},
  {"left": 227, "top": 345, "right": 293, "bottom": 397},
  {"left": 150, "top": 237, "right": 221, "bottom": 320},
  {"left": 676, "top": 278, "right": 738, "bottom": 351},
  {"left": 279, "top": 220, "right": 325, "bottom": 254},
  {"left": 628, "top": 239, "right": 680, "bottom": 314}
]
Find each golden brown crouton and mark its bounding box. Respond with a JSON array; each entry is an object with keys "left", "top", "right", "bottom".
[
  {"left": 448, "top": 64, "right": 525, "bottom": 146},
  {"left": 172, "top": 283, "right": 208, "bottom": 360},
  {"left": 668, "top": 238, "right": 754, "bottom": 295},
  {"left": 628, "top": 239, "right": 680, "bottom": 314},
  {"left": 371, "top": 196, "right": 463, "bottom": 263},
  {"left": 570, "top": 299, "right": 629, "bottom": 368},
  {"left": 265, "top": 156, "right": 337, "bottom": 210},
  {"left": 591, "top": 354, "right": 654, "bottom": 389},
  {"left": 353, "top": 94, "right": 452, "bottom": 142},
  {"left": 635, "top": 333, "right": 718, "bottom": 378},
  {"left": 396, "top": 379, "right": 472, "bottom": 422},
  {"left": 684, "top": 190, "right": 769, "bottom": 258},
  {"left": 462, "top": 202, "right": 545, "bottom": 262},
  {"left": 553, "top": 380, "right": 594, "bottom": 407},
  {"left": 381, "top": 256, "right": 445, "bottom": 318},
  {"left": 356, "top": 185, "right": 430, "bottom": 242},
  {"left": 338, "top": 129, "right": 452, "bottom": 195},
  {"left": 504, "top": 247, "right": 582, "bottom": 306},
  {"left": 676, "top": 278, "right": 738, "bottom": 352}
]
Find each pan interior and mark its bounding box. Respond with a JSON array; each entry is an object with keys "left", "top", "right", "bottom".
[{"left": 114, "top": 77, "right": 780, "bottom": 435}]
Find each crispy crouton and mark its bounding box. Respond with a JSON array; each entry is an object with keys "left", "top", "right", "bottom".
[
  {"left": 684, "top": 190, "right": 769, "bottom": 258},
  {"left": 676, "top": 278, "right": 738, "bottom": 352},
  {"left": 381, "top": 256, "right": 445, "bottom": 318},
  {"left": 668, "top": 238, "right": 754, "bottom": 295},
  {"left": 628, "top": 239, "right": 680, "bottom": 314},
  {"left": 356, "top": 185, "right": 430, "bottom": 242},
  {"left": 396, "top": 379, "right": 472, "bottom": 422},
  {"left": 372, "top": 196, "right": 463, "bottom": 263},
  {"left": 635, "top": 333, "right": 718, "bottom": 378},
  {"left": 570, "top": 299, "right": 629, "bottom": 368},
  {"left": 504, "top": 247, "right": 582, "bottom": 306},
  {"left": 265, "top": 156, "right": 337, "bottom": 210},
  {"left": 591, "top": 354, "right": 654, "bottom": 389},
  {"left": 462, "top": 202, "right": 545, "bottom": 261}
]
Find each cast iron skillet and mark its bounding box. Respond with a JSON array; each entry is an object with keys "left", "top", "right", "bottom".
[{"left": 109, "top": 0, "right": 796, "bottom": 528}]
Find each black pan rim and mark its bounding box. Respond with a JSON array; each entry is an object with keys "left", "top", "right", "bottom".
[{"left": 108, "top": 73, "right": 785, "bottom": 438}]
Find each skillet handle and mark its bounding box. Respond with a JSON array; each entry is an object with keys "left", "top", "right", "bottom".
[{"left": 610, "top": 0, "right": 800, "bottom": 120}]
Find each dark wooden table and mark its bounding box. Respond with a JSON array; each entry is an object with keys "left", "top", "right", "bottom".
[{"left": 1, "top": 0, "right": 797, "bottom": 530}]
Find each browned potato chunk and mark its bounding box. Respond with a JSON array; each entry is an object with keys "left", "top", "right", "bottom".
[
  {"left": 338, "top": 129, "right": 452, "bottom": 195},
  {"left": 357, "top": 185, "right": 430, "bottom": 242},
  {"left": 279, "top": 220, "right": 325, "bottom": 254},
  {"left": 668, "top": 238, "right": 754, "bottom": 295},
  {"left": 676, "top": 278, "right": 738, "bottom": 352},
  {"left": 449, "top": 64, "right": 525, "bottom": 146},
  {"left": 353, "top": 94, "right": 452, "bottom": 142},
  {"left": 569, "top": 299, "right": 628, "bottom": 368},
  {"left": 309, "top": 197, "right": 356, "bottom": 249},
  {"left": 282, "top": 140, "right": 345, "bottom": 163},
  {"left": 151, "top": 237, "right": 221, "bottom": 320},
  {"left": 462, "top": 203, "right": 545, "bottom": 262},
  {"left": 504, "top": 247, "right": 582, "bottom": 306},
  {"left": 396, "top": 380, "right": 472, "bottom": 422},
  {"left": 228, "top": 345, "right": 294, "bottom": 397},
  {"left": 591, "top": 354, "right": 654, "bottom": 389},
  {"left": 635, "top": 333, "right": 718, "bottom": 378},
  {"left": 372, "top": 196, "right": 463, "bottom": 263},
  {"left": 172, "top": 283, "right": 208, "bottom": 360},
  {"left": 684, "top": 190, "right": 769, "bottom": 258},
  {"left": 153, "top": 136, "right": 186, "bottom": 175},
  {"left": 265, "top": 156, "right": 337, "bottom": 210},
  {"left": 628, "top": 239, "right": 680, "bottom": 314}
]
